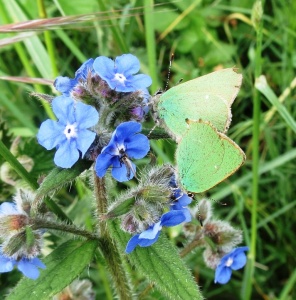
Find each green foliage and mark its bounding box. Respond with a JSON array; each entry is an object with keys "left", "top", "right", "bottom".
[
  {"left": 0, "top": 0, "right": 296, "bottom": 299},
  {"left": 110, "top": 221, "right": 202, "bottom": 300},
  {"left": 6, "top": 240, "right": 98, "bottom": 300}
]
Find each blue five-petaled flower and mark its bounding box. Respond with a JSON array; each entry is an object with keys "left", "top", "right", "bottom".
[
  {"left": 95, "top": 121, "right": 150, "bottom": 182},
  {"left": 93, "top": 54, "right": 152, "bottom": 92},
  {"left": 54, "top": 58, "right": 94, "bottom": 96},
  {"left": 37, "top": 96, "right": 99, "bottom": 168},
  {"left": 0, "top": 252, "right": 46, "bottom": 280},
  {"left": 214, "top": 246, "right": 249, "bottom": 284}
]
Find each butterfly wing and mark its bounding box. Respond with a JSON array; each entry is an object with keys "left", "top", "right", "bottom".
[
  {"left": 176, "top": 120, "right": 245, "bottom": 193},
  {"left": 157, "top": 68, "right": 242, "bottom": 140}
]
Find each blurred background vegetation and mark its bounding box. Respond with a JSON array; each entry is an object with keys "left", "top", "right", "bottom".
[{"left": 0, "top": 0, "right": 295, "bottom": 299}]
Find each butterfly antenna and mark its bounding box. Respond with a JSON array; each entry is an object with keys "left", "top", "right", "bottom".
[
  {"left": 210, "top": 198, "right": 227, "bottom": 206},
  {"left": 164, "top": 53, "right": 174, "bottom": 92}
]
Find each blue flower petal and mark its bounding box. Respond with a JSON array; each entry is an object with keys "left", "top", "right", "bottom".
[
  {"left": 75, "top": 58, "right": 94, "bottom": 80},
  {"left": 17, "top": 259, "right": 40, "bottom": 280},
  {"left": 37, "top": 119, "right": 66, "bottom": 150},
  {"left": 131, "top": 74, "right": 152, "bottom": 90},
  {"left": 214, "top": 265, "right": 232, "bottom": 284},
  {"left": 0, "top": 255, "right": 15, "bottom": 272},
  {"left": 180, "top": 208, "right": 192, "bottom": 222},
  {"left": 115, "top": 121, "right": 141, "bottom": 143},
  {"left": 126, "top": 134, "right": 150, "bottom": 159},
  {"left": 93, "top": 56, "right": 115, "bottom": 81},
  {"left": 95, "top": 152, "right": 115, "bottom": 177},
  {"left": 54, "top": 140, "right": 80, "bottom": 168},
  {"left": 111, "top": 158, "right": 136, "bottom": 182},
  {"left": 75, "top": 101, "right": 99, "bottom": 129},
  {"left": 125, "top": 235, "right": 141, "bottom": 254},
  {"left": 30, "top": 257, "right": 46, "bottom": 269},
  {"left": 177, "top": 194, "right": 192, "bottom": 206},
  {"left": 231, "top": 252, "right": 247, "bottom": 270},
  {"left": 76, "top": 129, "right": 96, "bottom": 157},
  {"left": 139, "top": 222, "right": 161, "bottom": 239},
  {"left": 160, "top": 210, "right": 186, "bottom": 227},
  {"left": 52, "top": 96, "right": 75, "bottom": 124},
  {"left": 115, "top": 54, "right": 140, "bottom": 76},
  {"left": 138, "top": 231, "right": 161, "bottom": 247},
  {"left": 54, "top": 76, "right": 76, "bottom": 95}
]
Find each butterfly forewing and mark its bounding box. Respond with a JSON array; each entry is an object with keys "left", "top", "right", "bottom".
[{"left": 157, "top": 67, "right": 242, "bottom": 140}]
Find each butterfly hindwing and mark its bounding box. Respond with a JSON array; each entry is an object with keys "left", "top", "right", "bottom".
[{"left": 176, "top": 120, "right": 246, "bottom": 193}]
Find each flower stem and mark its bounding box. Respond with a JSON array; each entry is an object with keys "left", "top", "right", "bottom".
[
  {"left": 93, "top": 170, "right": 132, "bottom": 299},
  {"left": 179, "top": 230, "right": 204, "bottom": 258},
  {"left": 32, "top": 217, "right": 99, "bottom": 240},
  {"left": 242, "top": 1, "right": 264, "bottom": 299}
]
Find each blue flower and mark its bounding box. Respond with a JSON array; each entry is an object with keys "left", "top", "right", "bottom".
[
  {"left": 214, "top": 246, "right": 249, "bottom": 284},
  {"left": 125, "top": 210, "right": 187, "bottom": 253},
  {"left": 171, "top": 190, "right": 192, "bottom": 222},
  {"left": 37, "top": 96, "right": 99, "bottom": 168},
  {"left": 0, "top": 251, "right": 45, "bottom": 280},
  {"left": 93, "top": 54, "right": 152, "bottom": 92},
  {"left": 95, "top": 121, "right": 150, "bottom": 182},
  {"left": 54, "top": 58, "right": 94, "bottom": 96}
]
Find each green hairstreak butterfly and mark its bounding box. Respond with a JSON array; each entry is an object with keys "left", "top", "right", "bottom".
[
  {"left": 176, "top": 119, "right": 245, "bottom": 193},
  {"left": 155, "top": 67, "right": 242, "bottom": 141}
]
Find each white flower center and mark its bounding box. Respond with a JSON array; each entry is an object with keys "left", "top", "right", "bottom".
[
  {"left": 225, "top": 257, "right": 233, "bottom": 267},
  {"left": 113, "top": 73, "right": 127, "bottom": 85},
  {"left": 63, "top": 123, "right": 78, "bottom": 140}
]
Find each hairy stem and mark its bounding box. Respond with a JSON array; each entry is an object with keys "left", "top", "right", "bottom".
[
  {"left": 32, "top": 217, "right": 99, "bottom": 240},
  {"left": 93, "top": 170, "right": 132, "bottom": 299}
]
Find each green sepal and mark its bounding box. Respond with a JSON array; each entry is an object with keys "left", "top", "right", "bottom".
[
  {"left": 25, "top": 226, "right": 35, "bottom": 249},
  {"left": 109, "top": 221, "right": 203, "bottom": 300},
  {"left": 107, "top": 197, "right": 136, "bottom": 218},
  {"left": 6, "top": 239, "right": 98, "bottom": 300}
]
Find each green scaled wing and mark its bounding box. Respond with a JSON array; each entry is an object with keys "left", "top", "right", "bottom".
[
  {"left": 176, "top": 120, "right": 245, "bottom": 193},
  {"left": 157, "top": 68, "right": 242, "bottom": 140}
]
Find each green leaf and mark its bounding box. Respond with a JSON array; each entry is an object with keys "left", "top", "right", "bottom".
[
  {"left": 109, "top": 221, "right": 203, "bottom": 300},
  {"left": 35, "top": 160, "right": 93, "bottom": 200},
  {"left": 7, "top": 240, "right": 98, "bottom": 300}
]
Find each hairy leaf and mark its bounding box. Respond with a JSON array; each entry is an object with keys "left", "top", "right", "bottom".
[
  {"left": 109, "top": 221, "right": 203, "bottom": 300},
  {"left": 7, "top": 240, "right": 98, "bottom": 300}
]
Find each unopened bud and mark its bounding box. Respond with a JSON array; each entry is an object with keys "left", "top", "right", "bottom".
[
  {"left": 0, "top": 214, "right": 28, "bottom": 237},
  {"left": 1, "top": 228, "right": 43, "bottom": 259},
  {"left": 14, "top": 189, "right": 34, "bottom": 215},
  {"left": 196, "top": 198, "right": 212, "bottom": 224},
  {"left": 53, "top": 279, "right": 95, "bottom": 300},
  {"left": 121, "top": 214, "right": 139, "bottom": 234},
  {"left": 203, "top": 220, "right": 242, "bottom": 252}
]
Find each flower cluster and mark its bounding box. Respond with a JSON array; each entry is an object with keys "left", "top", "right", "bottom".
[
  {"left": 0, "top": 193, "right": 45, "bottom": 279},
  {"left": 38, "top": 54, "right": 151, "bottom": 172},
  {"left": 33, "top": 53, "right": 248, "bottom": 288}
]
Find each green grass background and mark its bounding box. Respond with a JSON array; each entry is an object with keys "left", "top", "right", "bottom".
[{"left": 0, "top": 0, "right": 295, "bottom": 299}]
